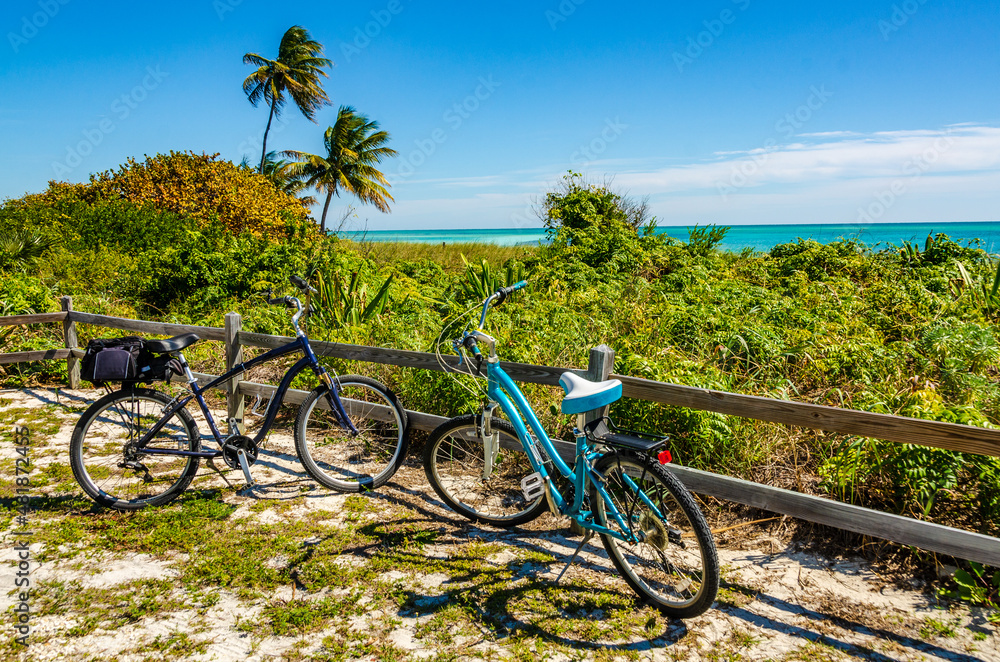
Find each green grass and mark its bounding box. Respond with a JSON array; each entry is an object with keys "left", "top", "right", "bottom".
[
  {"left": 263, "top": 595, "right": 368, "bottom": 636},
  {"left": 130, "top": 631, "right": 211, "bottom": 659},
  {"left": 32, "top": 578, "right": 190, "bottom": 637},
  {"left": 920, "top": 615, "right": 959, "bottom": 639},
  {"left": 357, "top": 240, "right": 537, "bottom": 273},
  {"left": 0, "top": 404, "right": 63, "bottom": 443}
]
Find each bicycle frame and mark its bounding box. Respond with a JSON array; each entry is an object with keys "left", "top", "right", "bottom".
[
  {"left": 127, "top": 334, "right": 356, "bottom": 460},
  {"left": 484, "top": 361, "right": 658, "bottom": 543}
]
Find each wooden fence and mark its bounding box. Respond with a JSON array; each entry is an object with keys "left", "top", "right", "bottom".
[{"left": 2, "top": 297, "right": 999, "bottom": 567}]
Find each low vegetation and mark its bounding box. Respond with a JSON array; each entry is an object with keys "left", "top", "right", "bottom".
[{"left": 2, "top": 166, "right": 999, "bottom": 543}]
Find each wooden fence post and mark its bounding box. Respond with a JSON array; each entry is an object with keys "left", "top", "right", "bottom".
[
  {"left": 584, "top": 344, "right": 615, "bottom": 425},
  {"left": 61, "top": 297, "right": 80, "bottom": 389},
  {"left": 224, "top": 312, "right": 244, "bottom": 434}
]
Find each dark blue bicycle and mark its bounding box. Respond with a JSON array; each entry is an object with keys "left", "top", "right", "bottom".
[{"left": 70, "top": 276, "right": 408, "bottom": 509}]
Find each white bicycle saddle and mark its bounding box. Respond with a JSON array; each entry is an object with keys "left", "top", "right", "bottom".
[{"left": 559, "top": 371, "right": 623, "bottom": 415}]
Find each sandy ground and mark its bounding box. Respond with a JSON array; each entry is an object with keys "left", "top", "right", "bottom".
[{"left": 1, "top": 387, "right": 997, "bottom": 661}]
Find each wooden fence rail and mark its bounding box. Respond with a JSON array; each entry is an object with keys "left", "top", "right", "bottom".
[{"left": 2, "top": 297, "right": 999, "bottom": 567}]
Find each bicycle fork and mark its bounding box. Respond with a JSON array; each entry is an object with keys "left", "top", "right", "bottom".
[{"left": 478, "top": 403, "right": 501, "bottom": 480}]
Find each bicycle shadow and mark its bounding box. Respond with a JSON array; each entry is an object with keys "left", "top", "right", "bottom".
[
  {"left": 12, "top": 387, "right": 98, "bottom": 409},
  {"left": 291, "top": 512, "right": 688, "bottom": 654},
  {"left": 360, "top": 485, "right": 991, "bottom": 661},
  {"left": 331, "top": 486, "right": 690, "bottom": 652}
]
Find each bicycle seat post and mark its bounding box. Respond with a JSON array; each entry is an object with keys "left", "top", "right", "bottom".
[{"left": 176, "top": 351, "right": 197, "bottom": 387}]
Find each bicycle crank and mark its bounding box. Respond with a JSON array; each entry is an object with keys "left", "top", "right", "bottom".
[{"left": 222, "top": 435, "right": 259, "bottom": 470}]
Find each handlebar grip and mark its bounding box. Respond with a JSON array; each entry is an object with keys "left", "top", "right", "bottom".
[
  {"left": 494, "top": 280, "right": 528, "bottom": 304},
  {"left": 268, "top": 296, "right": 292, "bottom": 306},
  {"left": 289, "top": 275, "right": 317, "bottom": 293}
]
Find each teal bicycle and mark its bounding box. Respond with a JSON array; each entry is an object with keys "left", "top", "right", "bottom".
[{"left": 423, "top": 283, "right": 719, "bottom": 618}]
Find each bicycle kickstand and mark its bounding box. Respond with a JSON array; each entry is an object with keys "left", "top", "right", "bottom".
[
  {"left": 555, "top": 530, "right": 595, "bottom": 584},
  {"left": 207, "top": 457, "right": 236, "bottom": 488}
]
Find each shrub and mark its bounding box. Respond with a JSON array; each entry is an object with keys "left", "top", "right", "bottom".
[
  {"left": 86, "top": 151, "right": 312, "bottom": 238},
  {"left": 0, "top": 272, "right": 57, "bottom": 316},
  {"left": 539, "top": 172, "right": 658, "bottom": 272}
]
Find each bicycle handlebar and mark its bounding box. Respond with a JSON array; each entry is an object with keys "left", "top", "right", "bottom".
[
  {"left": 261, "top": 280, "right": 311, "bottom": 336},
  {"left": 289, "top": 275, "right": 317, "bottom": 294},
  {"left": 477, "top": 280, "right": 527, "bottom": 329},
  {"left": 494, "top": 280, "right": 527, "bottom": 305},
  {"left": 448, "top": 281, "right": 527, "bottom": 365}
]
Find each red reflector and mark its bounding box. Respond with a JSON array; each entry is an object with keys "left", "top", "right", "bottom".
[{"left": 657, "top": 449, "right": 672, "bottom": 465}]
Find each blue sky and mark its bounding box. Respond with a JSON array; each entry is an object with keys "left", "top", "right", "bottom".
[{"left": 2, "top": 0, "right": 999, "bottom": 230}]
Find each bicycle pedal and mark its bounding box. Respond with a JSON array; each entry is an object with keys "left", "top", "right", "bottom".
[{"left": 520, "top": 472, "right": 544, "bottom": 501}]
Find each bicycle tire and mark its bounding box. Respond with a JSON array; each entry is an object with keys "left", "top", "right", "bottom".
[
  {"left": 589, "top": 451, "right": 719, "bottom": 618},
  {"left": 70, "top": 387, "right": 201, "bottom": 510},
  {"left": 423, "top": 414, "right": 549, "bottom": 527},
  {"left": 294, "top": 375, "right": 408, "bottom": 492}
]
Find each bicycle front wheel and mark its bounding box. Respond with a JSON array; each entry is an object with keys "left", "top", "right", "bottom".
[
  {"left": 423, "top": 415, "right": 548, "bottom": 528},
  {"left": 70, "top": 388, "right": 201, "bottom": 510},
  {"left": 294, "top": 376, "right": 408, "bottom": 492},
  {"left": 589, "top": 451, "right": 719, "bottom": 618}
]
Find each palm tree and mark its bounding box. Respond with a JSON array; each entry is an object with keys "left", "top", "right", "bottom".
[
  {"left": 238, "top": 153, "right": 316, "bottom": 206},
  {"left": 0, "top": 228, "right": 57, "bottom": 272},
  {"left": 260, "top": 152, "right": 317, "bottom": 206},
  {"left": 284, "top": 106, "right": 398, "bottom": 233},
  {"left": 242, "top": 25, "right": 332, "bottom": 173}
]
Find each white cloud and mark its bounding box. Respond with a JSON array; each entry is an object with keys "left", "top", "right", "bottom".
[
  {"left": 370, "top": 125, "right": 1000, "bottom": 230},
  {"left": 612, "top": 125, "right": 1000, "bottom": 195}
]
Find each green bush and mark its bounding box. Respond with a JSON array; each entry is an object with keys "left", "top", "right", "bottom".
[
  {"left": 0, "top": 273, "right": 57, "bottom": 316},
  {"left": 539, "top": 172, "right": 658, "bottom": 273},
  {"left": 3, "top": 161, "right": 999, "bottom": 535}
]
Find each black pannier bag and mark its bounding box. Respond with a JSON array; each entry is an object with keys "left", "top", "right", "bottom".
[
  {"left": 136, "top": 352, "right": 184, "bottom": 384},
  {"left": 80, "top": 337, "right": 146, "bottom": 383},
  {"left": 80, "top": 338, "right": 183, "bottom": 385}
]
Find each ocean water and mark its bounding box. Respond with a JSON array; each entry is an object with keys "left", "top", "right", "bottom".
[{"left": 341, "top": 222, "right": 1000, "bottom": 253}]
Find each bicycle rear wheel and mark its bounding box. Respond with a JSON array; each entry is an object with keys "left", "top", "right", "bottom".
[
  {"left": 294, "top": 375, "right": 408, "bottom": 492},
  {"left": 70, "top": 388, "right": 201, "bottom": 510},
  {"left": 423, "top": 415, "right": 548, "bottom": 527},
  {"left": 589, "top": 451, "right": 718, "bottom": 618}
]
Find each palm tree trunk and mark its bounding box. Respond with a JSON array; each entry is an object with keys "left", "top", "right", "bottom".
[
  {"left": 259, "top": 99, "right": 277, "bottom": 173},
  {"left": 320, "top": 190, "right": 334, "bottom": 234}
]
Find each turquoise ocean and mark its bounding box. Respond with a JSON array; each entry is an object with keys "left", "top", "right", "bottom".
[{"left": 341, "top": 222, "right": 1000, "bottom": 253}]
